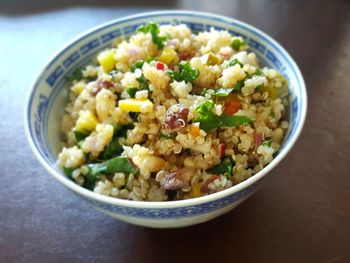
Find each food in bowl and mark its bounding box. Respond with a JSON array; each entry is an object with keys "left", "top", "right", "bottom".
[{"left": 57, "top": 22, "right": 290, "bottom": 201}]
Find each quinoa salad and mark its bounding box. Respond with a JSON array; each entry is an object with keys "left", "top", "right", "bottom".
[{"left": 57, "top": 22, "right": 290, "bottom": 201}]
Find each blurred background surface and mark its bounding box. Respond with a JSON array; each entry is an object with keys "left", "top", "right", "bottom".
[{"left": 1, "top": 1, "right": 349, "bottom": 262}]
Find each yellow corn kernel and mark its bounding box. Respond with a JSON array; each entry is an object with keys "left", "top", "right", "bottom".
[
  {"left": 191, "top": 181, "right": 204, "bottom": 198},
  {"left": 262, "top": 85, "right": 277, "bottom": 99},
  {"left": 97, "top": 49, "right": 116, "bottom": 73},
  {"left": 141, "top": 156, "right": 166, "bottom": 172},
  {"left": 119, "top": 99, "right": 153, "bottom": 113},
  {"left": 206, "top": 53, "right": 222, "bottom": 65},
  {"left": 159, "top": 46, "right": 179, "bottom": 65},
  {"left": 71, "top": 81, "right": 86, "bottom": 94},
  {"left": 75, "top": 110, "right": 98, "bottom": 132}
]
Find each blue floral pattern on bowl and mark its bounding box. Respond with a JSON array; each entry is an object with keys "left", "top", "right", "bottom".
[{"left": 25, "top": 11, "right": 306, "bottom": 227}]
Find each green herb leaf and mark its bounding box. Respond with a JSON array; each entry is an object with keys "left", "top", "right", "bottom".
[
  {"left": 131, "top": 60, "right": 144, "bottom": 72},
  {"left": 254, "top": 69, "right": 264, "bottom": 76},
  {"left": 200, "top": 89, "right": 209, "bottom": 96},
  {"left": 220, "top": 114, "right": 252, "bottom": 128},
  {"left": 101, "top": 124, "right": 134, "bottom": 159},
  {"left": 195, "top": 100, "right": 252, "bottom": 131},
  {"left": 262, "top": 139, "right": 272, "bottom": 147},
  {"left": 66, "top": 68, "right": 84, "bottom": 82},
  {"left": 63, "top": 166, "right": 74, "bottom": 179},
  {"left": 73, "top": 130, "right": 89, "bottom": 142},
  {"left": 228, "top": 58, "right": 243, "bottom": 67},
  {"left": 202, "top": 71, "right": 263, "bottom": 98},
  {"left": 231, "top": 37, "right": 247, "bottom": 51},
  {"left": 168, "top": 61, "right": 199, "bottom": 83},
  {"left": 208, "top": 157, "right": 235, "bottom": 179},
  {"left": 66, "top": 68, "right": 96, "bottom": 82},
  {"left": 84, "top": 156, "right": 138, "bottom": 190},
  {"left": 232, "top": 79, "right": 245, "bottom": 92},
  {"left": 129, "top": 112, "right": 139, "bottom": 121},
  {"left": 137, "top": 22, "right": 167, "bottom": 50},
  {"left": 117, "top": 123, "right": 134, "bottom": 138},
  {"left": 126, "top": 87, "right": 138, "bottom": 98},
  {"left": 212, "top": 80, "right": 245, "bottom": 97},
  {"left": 160, "top": 132, "right": 177, "bottom": 139},
  {"left": 146, "top": 57, "right": 155, "bottom": 63},
  {"left": 102, "top": 137, "right": 123, "bottom": 159},
  {"left": 213, "top": 88, "right": 234, "bottom": 97},
  {"left": 137, "top": 74, "right": 150, "bottom": 90}
]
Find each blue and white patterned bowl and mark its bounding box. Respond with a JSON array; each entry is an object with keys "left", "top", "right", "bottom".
[{"left": 25, "top": 11, "right": 307, "bottom": 228}]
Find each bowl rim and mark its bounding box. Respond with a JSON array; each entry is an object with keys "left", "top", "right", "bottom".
[{"left": 24, "top": 10, "right": 307, "bottom": 209}]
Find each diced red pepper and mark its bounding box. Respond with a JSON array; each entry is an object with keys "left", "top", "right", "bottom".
[
  {"left": 102, "top": 80, "right": 115, "bottom": 88},
  {"left": 253, "top": 132, "right": 264, "bottom": 151},
  {"left": 224, "top": 100, "right": 241, "bottom": 115},
  {"left": 156, "top": 62, "right": 165, "bottom": 71},
  {"left": 218, "top": 143, "right": 226, "bottom": 157}
]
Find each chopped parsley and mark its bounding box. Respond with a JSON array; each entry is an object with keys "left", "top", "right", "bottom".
[
  {"left": 130, "top": 60, "right": 144, "bottom": 72},
  {"left": 254, "top": 69, "right": 264, "bottom": 76},
  {"left": 73, "top": 130, "right": 89, "bottom": 142},
  {"left": 137, "top": 74, "right": 150, "bottom": 90},
  {"left": 208, "top": 157, "right": 235, "bottom": 179},
  {"left": 168, "top": 61, "right": 199, "bottom": 83},
  {"left": 231, "top": 37, "right": 247, "bottom": 51},
  {"left": 130, "top": 61, "right": 150, "bottom": 90},
  {"left": 200, "top": 89, "right": 210, "bottom": 96},
  {"left": 101, "top": 124, "right": 134, "bottom": 159},
  {"left": 84, "top": 156, "right": 138, "bottom": 190},
  {"left": 137, "top": 22, "right": 168, "bottom": 50},
  {"left": 213, "top": 80, "right": 245, "bottom": 96},
  {"left": 63, "top": 166, "right": 74, "bottom": 179},
  {"left": 262, "top": 139, "right": 272, "bottom": 147},
  {"left": 66, "top": 68, "right": 84, "bottom": 82},
  {"left": 66, "top": 68, "right": 95, "bottom": 82},
  {"left": 126, "top": 87, "right": 138, "bottom": 98},
  {"left": 228, "top": 58, "right": 243, "bottom": 67},
  {"left": 129, "top": 112, "right": 139, "bottom": 121},
  {"left": 160, "top": 132, "right": 177, "bottom": 139},
  {"left": 194, "top": 100, "right": 252, "bottom": 131}
]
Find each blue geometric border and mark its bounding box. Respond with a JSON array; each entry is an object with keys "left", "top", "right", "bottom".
[
  {"left": 79, "top": 180, "right": 261, "bottom": 218},
  {"left": 26, "top": 12, "right": 305, "bottom": 218}
]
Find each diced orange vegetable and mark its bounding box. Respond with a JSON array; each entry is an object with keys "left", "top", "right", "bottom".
[
  {"left": 190, "top": 123, "right": 201, "bottom": 137},
  {"left": 191, "top": 181, "right": 204, "bottom": 198},
  {"left": 224, "top": 100, "right": 241, "bottom": 115},
  {"left": 218, "top": 143, "right": 226, "bottom": 157}
]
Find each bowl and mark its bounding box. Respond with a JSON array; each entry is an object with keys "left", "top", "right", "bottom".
[{"left": 25, "top": 11, "right": 307, "bottom": 228}]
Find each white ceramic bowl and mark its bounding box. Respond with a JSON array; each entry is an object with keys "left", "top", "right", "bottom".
[{"left": 25, "top": 11, "right": 307, "bottom": 228}]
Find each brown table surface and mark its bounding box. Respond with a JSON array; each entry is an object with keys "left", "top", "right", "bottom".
[{"left": 1, "top": 0, "right": 349, "bottom": 262}]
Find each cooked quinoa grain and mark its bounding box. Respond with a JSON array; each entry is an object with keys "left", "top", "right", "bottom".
[{"left": 57, "top": 23, "right": 290, "bottom": 201}]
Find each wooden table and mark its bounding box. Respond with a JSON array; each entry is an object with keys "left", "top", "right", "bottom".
[{"left": 1, "top": 0, "right": 349, "bottom": 262}]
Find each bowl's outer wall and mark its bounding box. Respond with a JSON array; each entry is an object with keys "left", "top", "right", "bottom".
[{"left": 26, "top": 12, "right": 306, "bottom": 227}]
